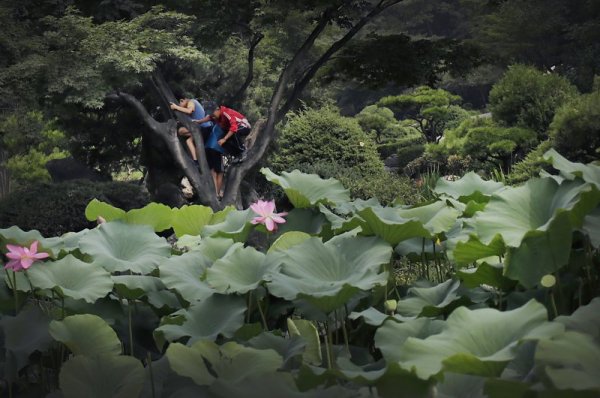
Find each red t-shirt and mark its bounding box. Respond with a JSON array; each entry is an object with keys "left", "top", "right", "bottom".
[{"left": 212, "top": 106, "right": 251, "bottom": 133}]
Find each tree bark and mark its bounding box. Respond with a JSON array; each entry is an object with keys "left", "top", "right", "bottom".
[
  {"left": 0, "top": 148, "right": 10, "bottom": 199},
  {"left": 227, "top": 32, "right": 265, "bottom": 108}
]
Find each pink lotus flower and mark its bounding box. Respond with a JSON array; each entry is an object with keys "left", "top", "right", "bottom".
[
  {"left": 250, "top": 200, "right": 288, "bottom": 232},
  {"left": 4, "top": 241, "right": 49, "bottom": 272}
]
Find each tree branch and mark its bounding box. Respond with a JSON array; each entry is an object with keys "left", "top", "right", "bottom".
[
  {"left": 227, "top": 32, "right": 265, "bottom": 107},
  {"left": 277, "top": 0, "right": 405, "bottom": 119}
]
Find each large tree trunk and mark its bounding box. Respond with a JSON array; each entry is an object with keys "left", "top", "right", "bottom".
[
  {"left": 0, "top": 149, "right": 9, "bottom": 199},
  {"left": 110, "top": 0, "right": 403, "bottom": 211}
]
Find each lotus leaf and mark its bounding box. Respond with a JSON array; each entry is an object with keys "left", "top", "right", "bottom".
[
  {"left": 112, "top": 275, "right": 166, "bottom": 300},
  {"left": 555, "top": 297, "right": 600, "bottom": 339},
  {"left": 84, "top": 199, "right": 126, "bottom": 222},
  {"left": 261, "top": 168, "right": 350, "bottom": 208},
  {"left": 268, "top": 231, "right": 311, "bottom": 253},
  {"left": 248, "top": 332, "right": 307, "bottom": 368},
  {"left": 49, "top": 314, "right": 121, "bottom": 356},
  {"left": 434, "top": 172, "right": 505, "bottom": 203},
  {"left": 582, "top": 208, "right": 600, "bottom": 248},
  {"left": 79, "top": 222, "right": 171, "bottom": 274},
  {"left": 543, "top": 149, "right": 600, "bottom": 187},
  {"left": 395, "top": 279, "right": 463, "bottom": 317},
  {"left": 287, "top": 318, "right": 322, "bottom": 365},
  {"left": 394, "top": 300, "right": 563, "bottom": 379},
  {"left": 171, "top": 205, "right": 214, "bottom": 237},
  {"left": 27, "top": 254, "right": 113, "bottom": 303},
  {"left": 457, "top": 262, "right": 515, "bottom": 291},
  {"left": 124, "top": 202, "right": 173, "bottom": 231},
  {"left": 267, "top": 235, "right": 391, "bottom": 313},
  {"left": 201, "top": 209, "right": 254, "bottom": 242},
  {"left": 156, "top": 294, "right": 246, "bottom": 343},
  {"left": 59, "top": 354, "right": 145, "bottom": 398},
  {"left": 158, "top": 251, "right": 214, "bottom": 303},
  {"left": 375, "top": 318, "right": 445, "bottom": 363},
  {"left": 206, "top": 245, "right": 275, "bottom": 294},
  {"left": 166, "top": 340, "right": 283, "bottom": 386}
]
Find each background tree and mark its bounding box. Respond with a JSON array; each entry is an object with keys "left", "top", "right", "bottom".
[{"left": 378, "top": 86, "right": 467, "bottom": 143}]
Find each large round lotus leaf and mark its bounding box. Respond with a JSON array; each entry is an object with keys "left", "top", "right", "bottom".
[
  {"left": 582, "top": 208, "right": 600, "bottom": 248},
  {"left": 171, "top": 205, "right": 214, "bottom": 237},
  {"left": 201, "top": 209, "right": 255, "bottom": 242},
  {"left": 248, "top": 332, "right": 307, "bottom": 368},
  {"left": 535, "top": 331, "right": 600, "bottom": 391},
  {"left": 261, "top": 168, "right": 350, "bottom": 208},
  {"left": 275, "top": 208, "right": 327, "bottom": 236},
  {"left": 457, "top": 262, "right": 516, "bottom": 291},
  {"left": 287, "top": 318, "right": 322, "bottom": 365},
  {"left": 209, "top": 374, "right": 307, "bottom": 398},
  {"left": 84, "top": 199, "right": 126, "bottom": 222},
  {"left": 27, "top": 254, "right": 113, "bottom": 303},
  {"left": 112, "top": 275, "right": 165, "bottom": 300},
  {"left": 49, "top": 314, "right": 121, "bottom": 356},
  {"left": 124, "top": 202, "right": 173, "bottom": 232},
  {"left": 206, "top": 246, "right": 275, "bottom": 294},
  {"left": 158, "top": 251, "right": 214, "bottom": 303},
  {"left": 42, "top": 229, "right": 90, "bottom": 256},
  {"left": 268, "top": 234, "right": 391, "bottom": 313},
  {"left": 543, "top": 148, "right": 600, "bottom": 187},
  {"left": 375, "top": 318, "right": 445, "bottom": 363},
  {"left": 394, "top": 300, "right": 563, "bottom": 379},
  {"left": 435, "top": 372, "right": 486, "bottom": 398},
  {"left": 166, "top": 340, "right": 283, "bottom": 386},
  {"left": 79, "top": 222, "right": 171, "bottom": 274},
  {"left": 59, "top": 354, "right": 145, "bottom": 398},
  {"left": 555, "top": 298, "right": 600, "bottom": 339},
  {"left": 0, "top": 306, "right": 53, "bottom": 372},
  {"left": 449, "top": 234, "right": 505, "bottom": 266},
  {"left": 435, "top": 172, "right": 505, "bottom": 203},
  {"left": 356, "top": 201, "right": 459, "bottom": 245},
  {"left": 473, "top": 178, "right": 600, "bottom": 247},
  {"left": 268, "top": 231, "right": 311, "bottom": 253},
  {"left": 349, "top": 307, "right": 414, "bottom": 326},
  {"left": 395, "top": 279, "right": 463, "bottom": 317},
  {"left": 156, "top": 294, "right": 246, "bottom": 343},
  {"left": 503, "top": 211, "right": 573, "bottom": 288}
]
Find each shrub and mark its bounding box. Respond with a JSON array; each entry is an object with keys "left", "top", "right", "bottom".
[
  {"left": 549, "top": 91, "right": 600, "bottom": 164},
  {"left": 507, "top": 140, "right": 553, "bottom": 184},
  {"left": 297, "top": 161, "right": 421, "bottom": 206},
  {"left": 0, "top": 180, "right": 150, "bottom": 236},
  {"left": 489, "top": 65, "right": 578, "bottom": 137},
  {"left": 271, "top": 105, "right": 384, "bottom": 176},
  {"left": 396, "top": 143, "right": 425, "bottom": 169}
]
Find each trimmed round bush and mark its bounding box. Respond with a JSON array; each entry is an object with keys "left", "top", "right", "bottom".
[
  {"left": 0, "top": 180, "right": 150, "bottom": 236},
  {"left": 549, "top": 91, "right": 600, "bottom": 164},
  {"left": 489, "top": 65, "right": 578, "bottom": 137}
]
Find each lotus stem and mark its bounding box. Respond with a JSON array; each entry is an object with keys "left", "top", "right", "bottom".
[
  {"left": 341, "top": 308, "right": 350, "bottom": 355},
  {"left": 12, "top": 271, "right": 18, "bottom": 314},
  {"left": 325, "top": 322, "right": 333, "bottom": 370},
  {"left": 128, "top": 300, "right": 134, "bottom": 356},
  {"left": 550, "top": 290, "right": 559, "bottom": 319},
  {"left": 147, "top": 352, "right": 156, "bottom": 398},
  {"left": 256, "top": 295, "right": 268, "bottom": 330},
  {"left": 246, "top": 291, "right": 253, "bottom": 324}
]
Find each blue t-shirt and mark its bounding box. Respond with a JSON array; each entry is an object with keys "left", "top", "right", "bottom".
[{"left": 191, "top": 99, "right": 212, "bottom": 128}]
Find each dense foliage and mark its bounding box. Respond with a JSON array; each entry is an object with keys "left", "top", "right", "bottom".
[{"left": 0, "top": 152, "right": 598, "bottom": 397}]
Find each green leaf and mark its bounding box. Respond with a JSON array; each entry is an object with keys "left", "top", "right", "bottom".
[
  {"left": 543, "top": 148, "right": 600, "bottom": 187},
  {"left": 124, "top": 202, "right": 173, "bottom": 232},
  {"left": 59, "top": 354, "right": 145, "bottom": 398},
  {"left": 171, "top": 205, "right": 214, "bottom": 237},
  {"left": 375, "top": 318, "right": 445, "bottom": 363},
  {"left": 394, "top": 300, "right": 563, "bottom": 379},
  {"left": 503, "top": 211, "right": 573, "bottom": 288},
  {"left": 112, "top": 275, "right": 165, "bottom": 300},
  {"left": 158, "top": 251, "right": 214, "bottom": 303},
  {"left": 79, "top": 222, "right": 171, "bottom": 274},
  {"left": 268, "top": 231, "right": 312, "bottom": 253},
  {"left": 287, "top": 318, "right": 322, "bottom": 365},
  {"left": 49, "top": 314, "right": 121, "bottom": 356},
  {"left": 201, "top": 209, "right": 254, "bottom": 242},
  {"left": 449, "top": 234, "right": 505, "bottom": 266},
  {"left": 261, "top": 168, "right": 350, "bottom": 208},
  {"left": 0, "top": 306, "right": 53, "bottom": 373},
  {"left": 536, "top": 331, "right": 600, "bottom": 391},
  {"left": 395, "top": 280, "right": 463, "bottom": 317},
  {"left": 473, "top": 178, "right": 599, "bottom": 248},
  {"left": 555, "top": 297, "right": 600, "bottom": 339},
  {"left": 268, "top": 234, "right": 391, "bottom": 313},
  {"left": 582, "top": 208, "right": 600, "bottom": 248},
  {"left": 166, "top": 340, "right": 283, "bottom": 386},
  {"left": 434, "top": 172, "right": 505, "bottom": 203},
  {"left": 28, "top": 254, "right": 113, "bottom": 303},
  {"left": 206, "top": 246, "right": 275, "bottom": 294},
  {"left": 457, "top": 262, "right": 516, "bottom": 291},
  {"left": 156, "top": 294, "right": 246, "bottom": 343},
  {"left": 84, "top": 199, "right": 126, "bottom": 222}
]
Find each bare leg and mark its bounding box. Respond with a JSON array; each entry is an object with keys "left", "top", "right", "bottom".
[
  {"left": 215, "top": 172, "right": 223, "bottom": 196},
  {"left": 178, "top": 127, "right": 198, "bottom": 161},
  {"left": 211, "top": 170, "right": 219, "bottom": 196}
]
